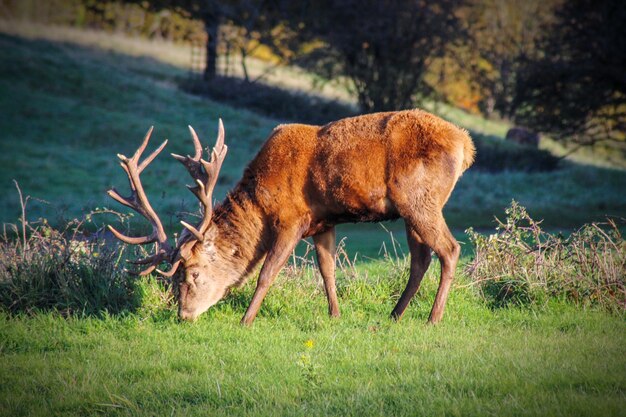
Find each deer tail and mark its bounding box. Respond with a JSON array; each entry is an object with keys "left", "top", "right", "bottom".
[{"left": 460, "top": 129, "right": 476, "bottom": 171}]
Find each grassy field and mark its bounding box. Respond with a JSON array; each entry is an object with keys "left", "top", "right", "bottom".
[
  {"left": 1, "top": 262, "right": 625, "bottom": 417},
  {"left": 1, "top": 21, "right": 625, "bottom": 417}
]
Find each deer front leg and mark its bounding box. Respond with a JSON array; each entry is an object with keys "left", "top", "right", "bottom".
[
  {"left": 313, "top": 227, "right": 340, "bottom": 317},
  {"left": 241, "top": 228, "right": 301, "bottom": 326}
]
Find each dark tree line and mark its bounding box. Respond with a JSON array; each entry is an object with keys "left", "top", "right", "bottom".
[
  {"left": 300, "top": 0, "right": 465, "bottom": 113},
  {"left": 122, "top": 0, "right": 244, "bottom": 80},
  {"left": 513, "top": 0, "right": 625, "bottom": 144},
  {"left": 140, "top": 0, "right": 623, "bottom": 144},
  {"left": 14, "top": 0, "right": 621, "bottom": 144},
  {"left": 115, "top": 0, "right": 465, "bottom": 113}
]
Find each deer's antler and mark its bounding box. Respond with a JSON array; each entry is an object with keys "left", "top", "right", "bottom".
[
  {"left": 171, "top": 119, "right": 228, "bottom": 241},
  {"left": 107, "top": 127, "right": 178, "bottom": 276},
  {"left": 108, "top": 121, "right": 228, "bottom": 276}
]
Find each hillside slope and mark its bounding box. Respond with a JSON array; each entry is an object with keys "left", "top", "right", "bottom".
[
  {"left": 1, "top": 21, "right": 624, "bottom": 238},
  {"left": 0, "top": 28, "right": 277, "bottom": 225}
]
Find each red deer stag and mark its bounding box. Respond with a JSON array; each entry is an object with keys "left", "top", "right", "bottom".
[{"left": 108, "top": 110, "right": 475, "bottom": 325}]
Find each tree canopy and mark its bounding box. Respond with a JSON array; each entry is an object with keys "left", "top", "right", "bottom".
[
  {"left": 5, "top": 0, "right": 623, "bottom": 144},
  {"left": 300, "top": 0, "right": 465, "bottom": 112},
  {"left": 513, "top": 0, "right": 625, "bottom": 143}
]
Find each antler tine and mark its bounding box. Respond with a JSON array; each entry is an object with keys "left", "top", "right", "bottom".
[
  {"left": 200, "top": 120, "right": 228, "bottom": 213},
  {"left": 107, "top": 127, "right": 179, "bottom": 277},
  {"left": 107, "top": 187, "right": 140, "bottom": 212},
  {"left": 188, "top": 125, "right": 203, "bottom": 160},
  {"left": 180, "top": 220, "right": 204, "bottom": 241},
  {"left": 132, "top": 252, "right": 169, "bottom": 276},
  {"left": 130, "top": 126, "right": 154, "bottom": 163},
  {"left": 215, "top": 118, "right": 225, "bottom": 153},
  {"left": 124, "top": 249, "right": 182, "bottom": 277},
  {"left": 107, "top": 224, "right": 155, "bottom": 245},
  {"left": 157, "top": 259, "right": 182, "bottom": 277},
  {"left": 139, "top": 138, "right": 168, "bottom": 173}
]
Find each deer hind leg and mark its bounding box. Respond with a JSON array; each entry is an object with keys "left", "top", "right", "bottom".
[
  {"left": 390, "top": 223, "right": 432, "bottom": 320},
  {"left": 405, "top": 214, "right": 460, "bottom": 324},
  {"left": 241, "top": 227, "right": 301, "bottom": 326},
  {"left": 313, "top": 227, "right": 340, "bottom": 318}
]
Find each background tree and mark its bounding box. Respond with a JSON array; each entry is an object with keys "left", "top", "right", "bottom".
[
  {"left": 109, "top": 0, "right": 221, "bottom": 80},
  {"left": 462, "top": 0, "right": 561, "bottom": 118},
  {"left": 218, "top": 0, "right": 302, "bottom": 83},
  {"left": 119, "top": 0, "right": 290, "bottom": 81},
  {"left": 513, "top": 0, "right": 626, "bottom": 144},
  {"left": 299, "top": 0, "right": 465, "bottom": 113}
]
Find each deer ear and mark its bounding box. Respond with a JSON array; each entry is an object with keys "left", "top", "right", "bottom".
[
  {"left": 203, "top": 225, "right": 219, "bottom": 242},
  {"left": 201, "top": 227, "right": 219, "bottom": 259}
]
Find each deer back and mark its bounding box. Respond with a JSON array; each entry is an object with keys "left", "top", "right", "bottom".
[{"left": 226, "top": 110, "right": 474, "bottom": 238}]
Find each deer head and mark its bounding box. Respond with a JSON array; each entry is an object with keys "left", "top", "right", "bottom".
[{"left": 107, "top": 121, "right": 230, "bottom": 321}]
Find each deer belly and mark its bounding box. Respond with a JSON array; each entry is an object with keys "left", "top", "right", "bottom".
[{"left": 321, "top": 186, "right": 399, "bottom": 225}]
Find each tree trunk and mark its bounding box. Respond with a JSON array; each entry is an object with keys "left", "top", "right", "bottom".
[{"left": 203, "top": 13, "right": 220, "bottom": 81}]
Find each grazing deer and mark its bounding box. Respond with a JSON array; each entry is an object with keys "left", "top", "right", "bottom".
[{"left": 108, "top": 110, "right": 475, "bottom": 325}]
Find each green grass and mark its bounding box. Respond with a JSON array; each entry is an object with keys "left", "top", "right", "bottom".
[
  {"left": 1, "top": 20, "right": 626, "bottom": 417},
  {"left": 1, "top": 262, "right": 625, "bottom": 417}
]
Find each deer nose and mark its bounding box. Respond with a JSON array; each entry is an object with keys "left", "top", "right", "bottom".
[{"left": 178, "top": 309, "right": 198, "bottom": 322}]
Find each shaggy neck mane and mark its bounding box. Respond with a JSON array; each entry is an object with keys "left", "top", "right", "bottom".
[{"left": 211, "top": 185, "right": 267, "bottom": 287}]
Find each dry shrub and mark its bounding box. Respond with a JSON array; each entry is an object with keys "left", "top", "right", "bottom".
[
  {"left": 0, "top": 183, "right": 137, "bottom": 316},
  {"left": 466, "top": 201, "right": 625, "bottom": 312}
]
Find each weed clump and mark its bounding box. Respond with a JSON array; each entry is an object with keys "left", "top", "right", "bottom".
[
  {"left": 0, "top": 220, "right": 139, "bottom": 316},
  {"left": 0, "top": 183, "right": 139, "bottom": 316},
  {"left": 466, "top": 201, "right": 625, "bottom": 312}
]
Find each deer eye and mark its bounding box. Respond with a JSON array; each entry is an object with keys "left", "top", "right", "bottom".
[{"left": 192, "top": 272, "right": 199, "bottom": 280}]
